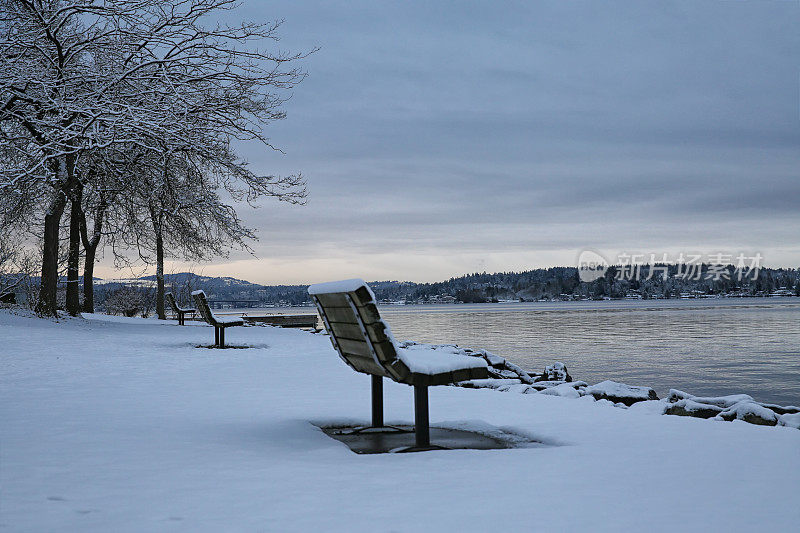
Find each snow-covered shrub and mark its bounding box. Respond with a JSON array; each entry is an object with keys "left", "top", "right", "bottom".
[
  {"left": 0, "top": 238, "right": 37, "bottom": 309},
  {"left": 103, "top": 286, "right": 156, "bottom": 317}
]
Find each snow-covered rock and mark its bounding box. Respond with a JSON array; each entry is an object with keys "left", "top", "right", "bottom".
[
  {"left": 479, "top": 351, "right": 534, "bottom": 384},
  {"left": 534, "top": 361, "right": 571, "bottom": 382},
  {"left": 665, "top": 390, "right": 797, "bottom": 427},
  {"left": 759, "top": 403, "right": 800, "bottom": 416},
  {"left": 717, "top": 401, "right": 780, "bottom": 426},
  {"left": 528, "top": 380, "right": 588, "bottom": 392},
  {"left": 667, "top": 389, "right": 754, "bottom": 408},
  {"left": 459, "top": 378, "right": 522, "bottom": 389},
  {"left": 585, "top": 380, "right": 659, "bottom": 406},
  {"left": 664, "top": 399, "right": 723, "bottom": 419}
]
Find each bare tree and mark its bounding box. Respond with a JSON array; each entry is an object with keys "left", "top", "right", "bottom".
[
  {"left": 1, "top": 0, "right": 312, "bottom": 316},
  {"left": 121, "top": 148, "right": 262, "bottom": 319}
]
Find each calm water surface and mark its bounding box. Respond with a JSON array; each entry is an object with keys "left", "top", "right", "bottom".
[{"left": 376, "top": 298, "right": 800, "bottom": 406}]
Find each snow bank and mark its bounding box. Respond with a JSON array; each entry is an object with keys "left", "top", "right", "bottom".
[
  {"left": 537, "top": 382, "right": 581, "bottom": 398},
  {"left": 779, "top": 413, "right": 800, "bottom": 429},
  {"left": 1, "top": 310, "right": 799, "bottom": 532},
  {"left": 627, "top": 400, "right": 668, "bottom": 416}
]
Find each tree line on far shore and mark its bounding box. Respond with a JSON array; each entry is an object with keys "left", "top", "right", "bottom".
[
  {"left": 1, "top": 0, "right": 311, "bottom": 317},
  {"left": 402, "top": 265, "right": 800, "bottom": 303},
  {"left": 38, "top": 265, "right": 796, "bottom": 316}
]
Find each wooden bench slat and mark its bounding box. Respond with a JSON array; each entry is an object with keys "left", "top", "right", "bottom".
[
  {"left": 313, "top": 292, "right": 350, "bottom": 308},
  {"left": 326, "top": 322, "right": 392, "bottom": 345},
  {"left": 321, "top": 305, "right": 382, "bottom": 325},
  {"left": 336, "top": 337, "right": 397, "bottom": 362},
  {"left": 342, "top": 353, "right": 388, "bottom": 376}
]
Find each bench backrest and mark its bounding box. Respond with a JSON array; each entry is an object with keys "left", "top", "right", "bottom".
[
  {"left": 309, "top": 279, "right": 410, "bottom": 383},
  {"left": 191, "top": 290, "right": 216, "bottom": 326},
  {"left": 165, "top": 292, "right": 181, "bottom": 313}
]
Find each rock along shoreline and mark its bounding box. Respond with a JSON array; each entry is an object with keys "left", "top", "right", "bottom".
[{"left": 394, "top": 340, "right": 800, "bottom": 430}]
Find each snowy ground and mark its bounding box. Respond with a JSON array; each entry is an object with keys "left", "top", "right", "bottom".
[{"left": 1, "top": 310, "right": 798, "bottom": 532}]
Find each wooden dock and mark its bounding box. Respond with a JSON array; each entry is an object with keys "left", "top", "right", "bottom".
[
  {"left": 240, "top": 313, "right": 319, "bottom": 328},
  {"left": 182, "top": 311, "right": 319, "bottom": 329}
]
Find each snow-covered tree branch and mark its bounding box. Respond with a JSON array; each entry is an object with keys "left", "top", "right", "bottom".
[{"left": 0, "top": 0, "right": 312, "bottom": 316}]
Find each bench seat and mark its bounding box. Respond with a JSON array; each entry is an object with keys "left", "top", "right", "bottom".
[
  {"left": 213, "top": 315, "right": 245, "bottom": 326},
  {"left": 395, "top": 345, "right": 487, "bottom": 386}
]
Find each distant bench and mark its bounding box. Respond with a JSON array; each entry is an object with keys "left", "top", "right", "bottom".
[
  {"left": 309, "top": 279, "right": 488, "bottom": 451},
  {"left": 166, "top": 292, "right": 196, "bottom": 326},
  {"left": 192, "top": 290, "right": 244, "bottom": 348}
]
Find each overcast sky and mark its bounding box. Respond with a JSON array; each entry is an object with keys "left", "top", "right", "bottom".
[{"left": 99, "top": 0, "right": 800, "bottom": 285}]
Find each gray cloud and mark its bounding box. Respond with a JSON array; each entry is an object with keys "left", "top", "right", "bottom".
[{"left": 97, "top": 1, "right": 800, "bottom": 283}]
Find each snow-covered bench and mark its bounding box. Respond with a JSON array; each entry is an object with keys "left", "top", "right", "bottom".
[
  {"left": 309, "top": 279, "right": 488, "bottom": 450},
  {"left": 191, "top": 290, "right": 243, "bottom": 348},
  {"left": 166, "top": 292, "right": 196, "bottom": 326}
]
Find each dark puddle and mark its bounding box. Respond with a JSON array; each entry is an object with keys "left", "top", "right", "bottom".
[{"left": 320, "top": 425, "right": 542, "bottom": 454}]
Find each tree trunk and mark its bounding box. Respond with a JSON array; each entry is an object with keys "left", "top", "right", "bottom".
[
  {"left": 82, "top": 246, "right": 96, "bottom": 313},
  {"left": 79, "top": 194, "right": 106, "bottom": 314},
  {"left": 36, "top": 191, "right": 67, "bottom": 316},
  {"left": 155, "top": 227, "right": 166, "bottom": 320},
  {"left": 65, "top": 185, "right": 83, "bottom": 316}
]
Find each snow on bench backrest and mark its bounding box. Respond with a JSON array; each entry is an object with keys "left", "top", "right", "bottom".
[{"left": 309, "top": 279, "right": 406, "bottom": 382}]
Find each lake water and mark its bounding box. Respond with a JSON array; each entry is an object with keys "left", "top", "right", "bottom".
[{"left": 232, "top": 297, "right": 800, "bottom": 406}]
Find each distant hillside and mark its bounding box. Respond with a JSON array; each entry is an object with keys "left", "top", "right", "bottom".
[
  {"left": 115, "top": 266, "right": 800, "bottom": 307},
  {"left": 139, "top": 273, "right": 261, "bottom": 292},
  {"left": 8, "top": 266, "right": 800, "bottom": 310}
]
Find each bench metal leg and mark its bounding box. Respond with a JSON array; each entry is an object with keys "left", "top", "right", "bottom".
[
  {"left": 414, "top": 384, "right": 430, "bottom": 448},
  {"left": 178, "top": 312, "right": 184, "bottom": 326},
  {"left": 371, "top": 375, "right": 383, "bottom": 427},
  {"left": 219, "top": 327, "right": 225, "bottom": 348},
  {"left": 214, "top": 327, "right": 219, "bottom": 347},
  {"left": 331, "top": 375, "right": 413, "bottom": 436}
]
